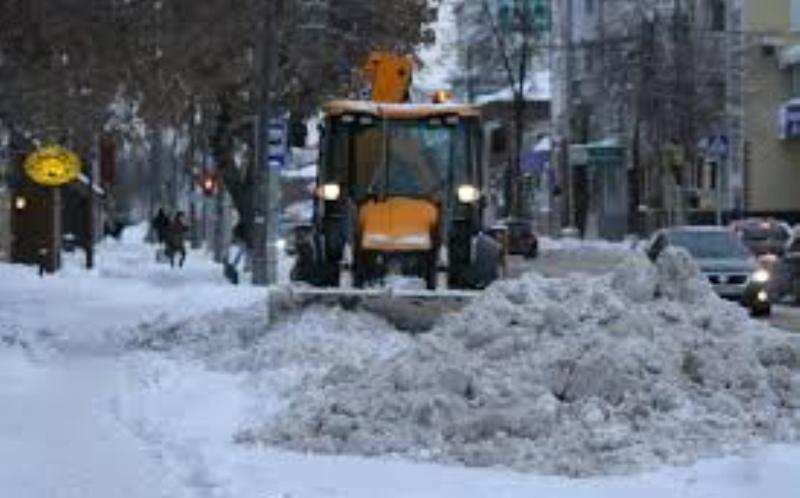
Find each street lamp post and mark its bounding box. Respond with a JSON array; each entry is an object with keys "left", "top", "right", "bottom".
[{"left": 252, "top": 0, "right": 281, "bottom": 286}]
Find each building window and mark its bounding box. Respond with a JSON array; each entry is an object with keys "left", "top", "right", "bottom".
[
  {"left": 709, "top": 0, "right": 725, "bottom": 31},
  {"left": 792, "top": 0, "right": 800, "bottom": 32},
  {"left": 585, "top": 0, "right": 594, "bottom": 15},
  {"left": 792, "top": 66, "right": 800, "bottom": 97}
]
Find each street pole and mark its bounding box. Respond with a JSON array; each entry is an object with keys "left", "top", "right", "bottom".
[
  {"left": 86, "top": 139, "right": 96, "bottom": 269},
  {"left": 715, "top": 159, "right": 723, "bottom": 226},
  {"left": 252, "top": 0, "right": 280, "bottom": 286},
  {"left": 559, "top": 0, "right": 575, "bottom": 230},
  {"left": 213, "top": 178, "right": 225, "bottom": 263}
]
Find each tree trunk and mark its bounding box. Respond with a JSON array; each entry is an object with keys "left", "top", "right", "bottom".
[{"left": 211, "top": 93, "right": 256, "bottom": 249}]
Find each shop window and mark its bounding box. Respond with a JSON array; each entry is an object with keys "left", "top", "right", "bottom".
[{"left": 709, "top": 0, "right": 725, "bottom": 31}]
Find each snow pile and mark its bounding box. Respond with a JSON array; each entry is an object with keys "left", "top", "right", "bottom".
[
  {"left": 538, "top": 235, "right": 633, "bottom": 253},
  {"left": 131, "top": 304, "right": 408, "bottom": 371},
  {"left": 251, "top": 248, "right": 800, "bottom": 476},
  {"left": 129, "top": 303, "right": 415, "bottom": 415}
]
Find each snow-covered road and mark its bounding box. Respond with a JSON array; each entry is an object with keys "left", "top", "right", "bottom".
[{"left": 2, "top": 229, "right": 800, "bottom": 498}]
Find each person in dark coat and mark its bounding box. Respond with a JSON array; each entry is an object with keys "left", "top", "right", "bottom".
[
  {"left": 152, "top": 208, "right": 170, "bottom": 245},
  {"left": 165, "top": 211, "right": 188, "bottom": 268}
]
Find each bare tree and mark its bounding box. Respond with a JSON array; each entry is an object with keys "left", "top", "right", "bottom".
[
  {"left": 0, "top": 0, "right": 438, "bottom": 244},
  {"left": 456, "top": 0, "right": 549, "bottom": 216},
  {"left": 568, "top": 0, "right": 726, "bottom": 230}
]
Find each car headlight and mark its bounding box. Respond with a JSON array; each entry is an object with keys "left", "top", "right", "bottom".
[
  {"left": 752, "top": 268, "right": 770, "bottom": 284},
  {"left": 457, "top": 184, "right": 480, "bottom": 203},
  {"left": 276, "top": 238, "right": 287, "bottom": 252},
  {"left": 318, "top": 183, "right": 341, "bottom": 201}
]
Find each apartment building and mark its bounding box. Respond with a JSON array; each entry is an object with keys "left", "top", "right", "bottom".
[
  {"left": 744, "top": 0, "right": 800, "bottom": 219},
  {"left": 553, "top": 0, "right": 747, "bottom": 233}
]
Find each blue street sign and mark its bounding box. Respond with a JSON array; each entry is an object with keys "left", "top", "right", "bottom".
[
  {"left": 265, "top": 118, "right": 288, "bottom": 170},
  {"left": 707, "top": 134, "right": 728, "bottom": 158}
]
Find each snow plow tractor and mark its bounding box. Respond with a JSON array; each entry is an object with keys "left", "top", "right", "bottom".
[{"left": 282, "top": 53, "right": 503, "bottom": 329}]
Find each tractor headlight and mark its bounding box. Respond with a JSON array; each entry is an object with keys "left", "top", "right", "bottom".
[
  {"left": 318, "top": 183, "right": 341, "bottom": 201},
  {"left": 752, "top": 268, "right": 770, "bottom": 284},
  {"left": 457, "top": 184, "right": 480, "bottom": 203}
]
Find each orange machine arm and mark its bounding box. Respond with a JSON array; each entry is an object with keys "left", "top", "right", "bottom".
[{"left": 361, "top": 52, "right": 413, "bottom": 103}]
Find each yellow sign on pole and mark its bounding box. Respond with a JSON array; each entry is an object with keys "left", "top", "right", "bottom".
[{"left": 23, "top": 145, "right": 81, "bottom": 187}]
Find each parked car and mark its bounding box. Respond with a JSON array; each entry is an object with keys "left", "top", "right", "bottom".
[
  {"left": 781, "top": 231, "right": 800, "bottom": 303},
  {"left": 731, "top": 218, "right": 791, "bottom": 257},
  {"left": 495, "top": 217, "right": 538, "bottom": 259},
  {"left": 647, "top": 226, "right": 771, "bottom": 316},
  {"left": 278, "top": 217, "right": 302, "bottom": 256}
]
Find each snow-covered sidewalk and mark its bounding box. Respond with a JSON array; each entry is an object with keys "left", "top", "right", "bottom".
[
  {"left": 0, "top": 226, "right": 263, "bottom": 349},
  {"left": 0, "top": 226, "right": 263, "bottom": 497},
  {"left": 2, "top": 229, "right": 800, "bottom": 498},
  {"left": 0, "top": 349, "right": 190, "bottom": 498}
]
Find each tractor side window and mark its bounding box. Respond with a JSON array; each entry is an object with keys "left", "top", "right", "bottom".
[
  {"left": 325, "top": 126, "right": 347, "bottom": 184},
  {"left": 352, "top": 125, "right": 383, "bottom": 197},
  {"left": 325, "top": 119, "right": 383, "bottom": 199}
]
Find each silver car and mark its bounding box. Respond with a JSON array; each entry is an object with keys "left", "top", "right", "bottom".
[{"left": 647, "top": 226, "right": 771, "bottom": 316}]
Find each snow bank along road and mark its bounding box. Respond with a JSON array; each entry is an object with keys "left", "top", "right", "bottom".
[
  {"left": 2, "top": 231, "right": 800, "bottom": 497},
  {"left": 520, "top": 239, "right": 800, "bottom": 335}
]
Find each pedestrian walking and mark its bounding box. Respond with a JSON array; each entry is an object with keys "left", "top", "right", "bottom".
[
  {"left": 37, "top": 246, "right": 48, "bottom": 277},
  {"left": 152, "top": 208, "right": 170, "bottom": 244},
  {"left": 165, "top": 211, "right": 188, "bottom": 268}
]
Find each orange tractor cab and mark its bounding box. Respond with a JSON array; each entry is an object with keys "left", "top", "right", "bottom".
[{"left": 290, "top": 53, "right": 502, "bottom": 297}]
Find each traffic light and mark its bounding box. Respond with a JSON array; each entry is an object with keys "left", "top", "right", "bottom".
[{"left": 199, "top": 172, "right": 219, "bottom": 196}]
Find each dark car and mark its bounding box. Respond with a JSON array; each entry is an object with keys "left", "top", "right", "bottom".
[
  {"left": 780, "top": 232, "right": 800, "bottom": 303},
  {"left": 731, "top": 218, "right": 791, "bottom": 257},
  {"left": 496, "top": 217, "right": 538, "bottom": 259},
  {"left": 647, "top": 226, "right": 771, "bottom": 316}
]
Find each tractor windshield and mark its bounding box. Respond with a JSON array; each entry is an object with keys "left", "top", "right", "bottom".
[
  {"left": 381, "top": 120, "right": 466, "bottom": 196},
  {"left": 323, "top": 116, "right": 476, "bottom": 200}
]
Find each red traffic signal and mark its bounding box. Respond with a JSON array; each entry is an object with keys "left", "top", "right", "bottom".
[{"left": 199, "top": 172, "right": 219, "bottom": 196}]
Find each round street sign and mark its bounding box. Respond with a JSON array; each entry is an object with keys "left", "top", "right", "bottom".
[{"left": 23, "top": 145, "right": 81, "bottom": 187}]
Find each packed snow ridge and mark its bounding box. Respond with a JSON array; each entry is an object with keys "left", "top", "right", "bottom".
[
  {"left": 127, "top": 247, "right": 800, "bottom": 477},
  {"left": 233, "top": 248, "right": 800, "bottom": 477}
]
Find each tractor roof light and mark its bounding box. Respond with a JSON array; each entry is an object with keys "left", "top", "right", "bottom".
[{"left": 432, "top": 90, "right": 452, "bottom": 104}]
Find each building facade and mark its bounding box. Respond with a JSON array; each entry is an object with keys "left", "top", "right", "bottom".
[
  {"left": 744, "top": 0, "right": 800, "bottom": 219},
  {"left": 552, "top": 0, "right": 751, "bottom": 234},
  {"left": 452, "top": 0, "right": 553, "bottom": 222}
]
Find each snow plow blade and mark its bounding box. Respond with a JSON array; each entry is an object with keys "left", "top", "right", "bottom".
[{"left": 268, "top": 286, "right": 478, "bottom": 332}]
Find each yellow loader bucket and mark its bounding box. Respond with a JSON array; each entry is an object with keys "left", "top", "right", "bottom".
[{"left": 269, "top": 286, "right": 477, "bottom": 333}]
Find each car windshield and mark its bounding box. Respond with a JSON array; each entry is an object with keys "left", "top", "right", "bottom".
[
  {"left": 740, "top": 224, "right": 789, "bottom": 242},
  {"left": 669, "top": 230, "right": 752, "bottom": 259}
]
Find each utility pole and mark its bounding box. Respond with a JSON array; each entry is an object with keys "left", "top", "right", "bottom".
[
  {"left": 86, "top": 142, "right": 95, "bottom": 270},
  {"left": 252, "top": 0, "right": 281, "bottom": 286},
  {"left": 726, "top": 0, "right": 745, "bottom": 221},
  {"left": 555, "top": 0, "right": 575, "bottom": 230}
]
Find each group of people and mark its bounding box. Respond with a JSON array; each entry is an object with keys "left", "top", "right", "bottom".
[{"left": 151, "top": 208, "right": 188, "bottom": 268}]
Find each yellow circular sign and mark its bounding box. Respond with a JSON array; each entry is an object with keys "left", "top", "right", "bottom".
[{"left": 23, "top": 145, "right": 82, "bottom": 187}]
